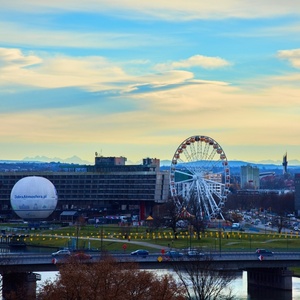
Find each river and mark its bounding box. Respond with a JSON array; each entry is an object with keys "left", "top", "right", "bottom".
[{"left": 38, "top": 270, "right": 300, "bottom": 300}]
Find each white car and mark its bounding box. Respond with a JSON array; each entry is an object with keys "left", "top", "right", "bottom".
[{"left": 52, "top": 249, "right": 71, "bottom": 257}]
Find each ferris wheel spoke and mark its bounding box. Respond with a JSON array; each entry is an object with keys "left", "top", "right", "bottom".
[
  {"left": 185, "top": 180, "right": 196, "bottom": 201},
  {"left": 197, "top": 180, "right": 220, "bottom": 212},
  {"left": 196, "top": 138, "right": 202, "bottom": 161},
  {"left": 206, "top": 148, "right": 217, "bottom": 162},
  {"left": 201, "top": 156, "right": 220, "bottom": 172},
  {"left": 204, "top": 179, "right": 225, "bottom": 195},
  {"left": 177, "top": 163, "right": 198, "bottom": 177},
  {"left": 174, "top": 178, "right": 194, "bottom": 187},
  {"left": 176, "top": 182, "right": 195, "bottom": 199},
  {"left": 176, "top": 157, "right": 198, "bottom": 175},
  {"left": 189, "top": 141, "right": 198, "bottom": 161},
  {"left": 182, "top": 148, "right": 193, "bottom": 164},
  {"left": 175, "top": 169, "right": 194, "bottom": 178},
  {"left": 202, "top": 141, "right": 211, "bottom": 160}
]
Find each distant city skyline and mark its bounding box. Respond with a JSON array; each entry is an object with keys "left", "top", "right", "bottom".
[{"left": 1, "top": 2, "right": 300, "bottom": 163}]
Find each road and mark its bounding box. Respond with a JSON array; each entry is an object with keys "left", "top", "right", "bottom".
[{"left": 2, "top": 250, "right": 300, "bottom": 263}]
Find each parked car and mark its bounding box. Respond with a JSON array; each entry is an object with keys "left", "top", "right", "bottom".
[
  {"left": 255, "top": 249, "right": 274, "bottom": 256},
  {"left": 73, "top": 252, "right": 92, "bottom": 260},
  {"left": 165, "top": 251, "right": 183, "bottom": 259},
  {"left": 131, "top": 249, "right": 149, "bottom": 257},
  {"left": 51, "top": 249, "right": 71, "bottom": 257}
]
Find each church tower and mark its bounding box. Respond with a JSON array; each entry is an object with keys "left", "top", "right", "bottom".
[{"left": 282, "top": 152, "right": 288, "bottom": 174}]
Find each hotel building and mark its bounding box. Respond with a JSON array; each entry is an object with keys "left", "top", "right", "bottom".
[{"left": 0, "top": 156, "right": 170, "bottom": 221}]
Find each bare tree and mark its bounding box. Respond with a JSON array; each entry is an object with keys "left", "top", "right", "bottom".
[
  {"left": 171, "top": 257, "right": 236, "bottom": 300},
  {"left": 156, "top": 198, "right": 180, "bottom": 239}
]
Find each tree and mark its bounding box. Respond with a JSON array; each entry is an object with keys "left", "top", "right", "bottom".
[
  {"left": 37, "top": 255, "right": 186, "bottom": 300},
  {"left": 171, "top": 257, "right": 236, "bottom": 300},
  {"left": 156, "top": 198, "right": 180, "bottom": 239},
  {"left": 186, "top": 193, "right": 208, "bottom": 239}
]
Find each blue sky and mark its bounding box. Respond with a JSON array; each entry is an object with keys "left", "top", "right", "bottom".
[{"left": 1, "top": 1, "right": 300, "bottom": 164}]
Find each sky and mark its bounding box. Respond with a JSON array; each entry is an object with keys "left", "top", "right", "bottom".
[{"left": 1, "top": 1, "right": 300, "bottom": 165}]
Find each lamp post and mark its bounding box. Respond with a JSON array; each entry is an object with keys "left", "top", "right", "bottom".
[
  {"left": 219, "top": 231, "right": 222, "bottom": 256},
  {"left": 100, "top": 223, "right": 104, "bottom": 253},
  {"left": 264, "top": 210, "right": 267, "bottom": 234},
  {"left": 188, "top": 224, "right": 193, "bottom": 250},
  {"left": 249, "top": 234, "right": 252, "bottom": 250},
  {"left": 76, "top": 222, "right": 79, "bottom": 250}
]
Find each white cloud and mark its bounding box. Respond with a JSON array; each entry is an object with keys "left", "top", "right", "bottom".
[
  {"left": 0, "top": 48, "right": 131, "bottom": 91},
  {"left": 0, "top": 47, "right": 42, "bottom": 70},
  {"left": 156, "top": 55, "right": 230, "bottom": 71},
  {"left": 277, "top": 49, "right": 300, "bottom": 69}
]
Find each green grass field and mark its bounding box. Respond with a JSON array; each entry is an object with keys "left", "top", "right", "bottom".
[{"left": 4, "top": 224, "right": 300, "bottom": 254}]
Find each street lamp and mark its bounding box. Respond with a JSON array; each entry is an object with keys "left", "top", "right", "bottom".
[
  {"left": 264, "top": 210, "right": 267, "bottom": 234},
  {"left": 218, "top": 222, "right": 222, "bottom": 256},
  {"left": 76, "top": 222, "right": 79, "bottom": 250},
  {"left": 100, "top": 223, "right": 104, "bottom": 253},
  {"left": 188, "top": 224, "right": 193, "bottom": 250}
]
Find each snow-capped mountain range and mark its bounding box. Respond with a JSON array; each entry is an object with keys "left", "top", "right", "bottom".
[{"left": 19, "top": 156, "right": 300, "bottom": 167}]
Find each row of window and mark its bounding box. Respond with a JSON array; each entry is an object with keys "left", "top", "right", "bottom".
[
  {"left": 59, "top": 194, "right": 154, "bottom": 200},
  {"left": 0, "top": 174, "right": 157, "bottom": 180}
]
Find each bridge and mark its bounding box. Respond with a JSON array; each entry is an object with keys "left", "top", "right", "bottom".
[{"left": 1, "top": 250, "right": 300, "bottom": 298}]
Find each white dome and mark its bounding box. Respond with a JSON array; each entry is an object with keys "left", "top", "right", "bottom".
[{"left": 10, "top": 176, "right": 58, "bottom": 220}]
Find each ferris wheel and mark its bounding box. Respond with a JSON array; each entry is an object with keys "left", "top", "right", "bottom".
[{"left": 170, "top": 135, "right": 230, "bottom": 221}]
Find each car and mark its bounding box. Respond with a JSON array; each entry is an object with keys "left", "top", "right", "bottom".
[
  {"left": 51, "top": 249, "right": 71, "bottom": 257},
  {"left": 130, "top": 249, "right": 149, "bottom": 257},
  {"left": 187, "top": 250, "right": 205, "bottom": 257},
  {"left": 255, "top": 249, "right": 274, "bottom": 256},
  {"left": 231, "top": 223, "right": 240, "bottom": 229},
  {"left": 73, "top": 252, "right": 92, "bottom": 260},
  {"left": 165, "top": 251, "right": 183, "bottom": 259}
]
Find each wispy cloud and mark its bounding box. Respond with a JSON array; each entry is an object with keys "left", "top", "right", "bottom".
[
  {"left": 155, "top": 55, "right": 230, "bottom": 71},
  {"left": 0, "top": 48, "right": 130, "bottom": 91},
  {"left": 0, "top": 48, "right": 229, "bottom": 95},
  {"left": 2, "top": 1, "right": 300, "bottom": 20},
  {"left": 0, "top": 22, "right": 156, "bottom": 49},
  {"left": 277, "top": 49, "right": 300, "bottom": 68},
  {"left": 0, "top": 47, "right": 41, "bottom": 70}
]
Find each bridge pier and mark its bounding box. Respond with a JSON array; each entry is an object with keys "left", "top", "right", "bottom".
[
  {"left": 247, "top": 267, "right": 293, "bottom": 291},
  {"left": 2, "top": 272, "right": 41, "bottom": 299}
]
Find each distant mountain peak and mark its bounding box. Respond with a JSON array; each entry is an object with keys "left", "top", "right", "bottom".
[{"left": 22, "top": 155, "right": 92, "bottom": 165}]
